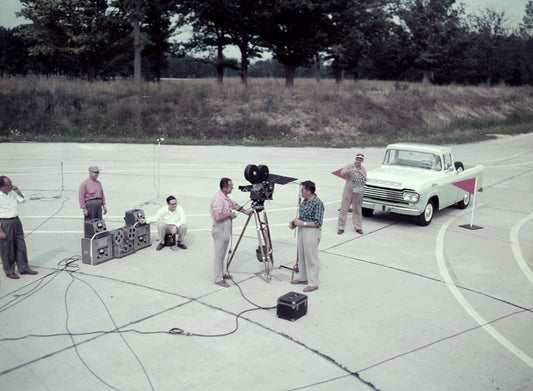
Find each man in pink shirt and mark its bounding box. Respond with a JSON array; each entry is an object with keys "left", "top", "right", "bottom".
[
  {"left": 79, "top": 166, "right": 107, "bottom": 221},
  {"left": 210, "top": 177, "right": 252, "bottom": 288}
]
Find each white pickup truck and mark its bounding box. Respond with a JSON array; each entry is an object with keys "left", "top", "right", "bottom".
[{"left": 362, "top": 143, "right": 484, "bottom": 226}]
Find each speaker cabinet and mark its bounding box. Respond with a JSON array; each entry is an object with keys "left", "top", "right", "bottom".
[
  {"left": 124, "top": 209, "right": 145, "bottom": 226},
  {"left": 81, "top": 233, "right": 113, "bottom": 265},
  {"left": 84, "top": 218, "right": 107, "bottom": 238},
  {"left": 110, "top": 227, "right": 136, "bottom": 259}
]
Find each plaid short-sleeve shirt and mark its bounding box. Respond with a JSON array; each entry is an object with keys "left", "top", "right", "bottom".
[{"left": 299, "top": 194, "right": 324, "bottom": 228}]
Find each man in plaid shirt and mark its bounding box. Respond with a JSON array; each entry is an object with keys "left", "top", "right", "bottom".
[{"left": 289, "top": 180, "right": 324, "bottom": 292}]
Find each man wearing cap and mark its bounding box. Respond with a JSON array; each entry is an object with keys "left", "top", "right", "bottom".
[
  {"left": 0, "top": 175, "right": 38, "bottom": 279},
  {"left": 79, "top": 166, "right": 107, "bottom": 221},
  {"left": 337, "top": 153, "right": 367, "bottom": 235}
]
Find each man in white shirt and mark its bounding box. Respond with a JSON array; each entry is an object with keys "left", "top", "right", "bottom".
[
  {"left": 139, "top": 196, "right": 187, "bottom": 251},
  {"left": 0, "top": 176, "right": 38, "bottom": 279}
]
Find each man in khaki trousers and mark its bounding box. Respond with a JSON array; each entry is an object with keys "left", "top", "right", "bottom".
[{"left": 337, "top": 153, "right": 367, "bottom": 235}]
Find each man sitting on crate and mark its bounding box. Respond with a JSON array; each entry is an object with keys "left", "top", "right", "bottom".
[{"left": 139, "top": 196, "right": 187, "bottom": 251}]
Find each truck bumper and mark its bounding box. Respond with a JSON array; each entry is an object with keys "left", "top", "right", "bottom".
[{"left": 362, "top": 201, "right": 422, "bottom": 216}]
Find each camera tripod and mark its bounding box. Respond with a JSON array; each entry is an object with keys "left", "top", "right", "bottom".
[{"left": 226, "top": 204, "right": 274, "bottom": 281}]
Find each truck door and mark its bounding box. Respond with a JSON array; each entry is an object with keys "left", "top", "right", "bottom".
[{"left": 436, "top": 153, "right": 459, "bottom": 208}]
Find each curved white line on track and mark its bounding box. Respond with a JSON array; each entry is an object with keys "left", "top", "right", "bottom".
[
  {"left": 510, "top": 212, "right": 533, "bottom": 286},
  {"left": 436, "top": 209, "right": 533, "bottom": 368}
]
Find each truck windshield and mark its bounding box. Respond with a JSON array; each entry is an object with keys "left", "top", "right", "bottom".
[{"left": 383, "top": 149, "right": 442, "bottom": 171}]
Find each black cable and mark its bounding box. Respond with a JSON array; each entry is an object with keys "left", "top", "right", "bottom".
[
  {"left": 63, "top": 265, "right": 155, "bottom": 391},
  {"left": 166, "top": 210, "right": 277, "bottom": 337},
  {"left": 63, "top": 276, "right": 119, "bottom": 390},
  {"left": 24, "top": 194, "right": 70, "bottom": 239},
  {"left": 0, "top": 257, "right": 79, "bottom": 313},
  {"left": 169, "top": 307, "right": 264, "bottom": 337},
  {"left": 0, "top": 328, "right": 173, "bottom": 342},
  {"left": 1, "top": 257, "right": 155, "bottom": 390}
]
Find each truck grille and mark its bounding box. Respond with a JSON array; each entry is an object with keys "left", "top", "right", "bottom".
[{"left": 364, "top": 185, "right": 407, "bottom": 204}]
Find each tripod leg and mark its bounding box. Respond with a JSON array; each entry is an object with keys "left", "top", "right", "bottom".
[
  {"left": 226, "top": 212, "right": 253, "bottom": 273},
  {"left": 263, "top": 212, "right": 274, "bottom": 266},
  {"left": 254, "top": 212, "right": 271, "bottom": 280}
]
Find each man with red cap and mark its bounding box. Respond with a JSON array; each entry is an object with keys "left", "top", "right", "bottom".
[{"left": 337, "top": 153, "right": 367, "bottom": 235}]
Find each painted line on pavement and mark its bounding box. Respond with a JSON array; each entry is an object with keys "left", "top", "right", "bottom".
[
  {"left": 436, "top": 207, "right": 533, "bottom": 368},
  {"left": 510, "top": 212, "right": 533, "bottom": 286}
]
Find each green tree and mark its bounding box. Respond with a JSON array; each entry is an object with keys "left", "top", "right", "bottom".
[
  {"left": 522, "top": 0, "right": 533, "bottom": 35},
  {"left": 142, "top": 0, "right": 179, "bottom": 82},
  {"left": 18, "top": 0, "right": 129, "bottom": 80},
  {"left": 467, "top": 7, "right": 512, "bottom": 86},
  {"left": 360, "top": 22, "right": 415, "bottom": 81},
  {"left": 325, "top": 0, "right": 393, "bottom": 83},
  {"left": 396, "top": 0, "right": 464, "bottom": 84},
  {"left": 0, "top": 27, "right": 31, "bottom": 76},
  {"left": 260, "top": 0, "right": 330, "bottom": 87},
  {"left": 178, "top": 0, "right": 236, "bottom": 84},
  {"left": 221, "top": 0, "right": 265, "bottom": 85}
]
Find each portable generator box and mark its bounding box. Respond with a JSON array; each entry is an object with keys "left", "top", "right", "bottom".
[{"left": 277, "top": 291, "right": 308, "bottom": 321}]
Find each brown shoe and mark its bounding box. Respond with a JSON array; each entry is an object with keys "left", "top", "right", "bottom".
[
  {"left": 215, "top": 280, "right": 230, "bottom": 288},
  {"left": 177, "top": 242, "right": 188, "bottom": 249},
  {"left": 6, "top": 273, "right": 19, "bottom": 279},
  {"left": 290, "top": 279, "right": 308, "bottom": 285},
  {"left": 355, "top": 229, "right": 363, "bottom": 234},
  {"left": 20, "top": 269, "right": 38, "bottom": 275},
  {"left": 156, "top": 243, "right": 165, "bottom": 251},
  {"left": 337, "top": 229, "right": 344, "bottom": 235},
  {"left": 303, "top": 286, "right": 318, "bottom": 292},
  {"left": 223, "top": 274, "right": 232, "bottom": 279}
]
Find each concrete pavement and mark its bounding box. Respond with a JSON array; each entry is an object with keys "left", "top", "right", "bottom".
[{"left": 0, "top": 134, "right": 532, "bottom": 390}]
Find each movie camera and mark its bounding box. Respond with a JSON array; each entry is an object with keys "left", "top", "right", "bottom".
[
  {"left": 228, "top": 164, "right": 297, "bottom": 281},
  {"left": 239, "top": 164, "right": 296, "bottom": 210}
]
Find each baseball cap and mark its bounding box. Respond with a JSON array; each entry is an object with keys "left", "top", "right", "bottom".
[
  {"left": 89, "top": 166, "right": 101, "bottom": 172},
  {"left": 355, "top": 153, "right": 364, "bottom": 160}
]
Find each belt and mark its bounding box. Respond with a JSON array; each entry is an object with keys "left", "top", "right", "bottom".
[{"left": 0, "top": 217, "right": 19, "bottom": 220}]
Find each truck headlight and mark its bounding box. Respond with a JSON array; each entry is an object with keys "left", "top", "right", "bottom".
[{"left": 402, "top": 191, "right": 419, "bottom": 202}]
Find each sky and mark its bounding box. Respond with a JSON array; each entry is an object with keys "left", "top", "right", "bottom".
[{"left": 0, "top": 0, "right": 529, "bottom": 30}]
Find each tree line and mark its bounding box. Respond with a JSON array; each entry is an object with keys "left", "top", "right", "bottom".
[{"left": 0, "top": 0, "right": 532, "bottom": 87}]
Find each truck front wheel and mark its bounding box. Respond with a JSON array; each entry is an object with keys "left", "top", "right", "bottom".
[{"left": 417, "top": 199, "right": 435, "bottom": 226}]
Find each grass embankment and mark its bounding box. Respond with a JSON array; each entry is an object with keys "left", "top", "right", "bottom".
[{"left": 0, "top": 77, "right": 532, "bottom": 146}]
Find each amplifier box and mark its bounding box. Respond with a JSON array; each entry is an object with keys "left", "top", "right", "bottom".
[
  {"left": 277, "top": 291, "right": 308, "bottom": 321},
  {"left": 84, "top": 218, "right": 107, "bottom": 238},
  {"left": 131, "top": 224, "right": 151, "bottom": 250},
  {"left": 81, "top": 234, "right": 113, "bottom": 265},
  {"left": 124, "top": 209, "right": 145, "bottom": 226},
  {"left": 110, "top": 227, "right": 136, "bottom": 259}
]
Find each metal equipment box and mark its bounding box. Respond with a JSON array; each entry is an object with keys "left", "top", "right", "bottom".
[
  {"left": 84, "top": 218, "right": 107, "bottom": 238},
  {"left": 277, "top": 291, "right": 308, "bottom": 321},
  {"left": 110, "top": 227, "right": 136, "bottom": 259},
  {"left": 81, "top": 234, "right": 113, "bottom": 265},
  {"left": 124, "top": 209, "right": 145, "bottom": 226},
  {"left": 132, "top": 223, "right": 151, "bottom": 250}
]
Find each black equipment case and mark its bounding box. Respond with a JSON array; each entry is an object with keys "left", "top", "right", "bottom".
[{"left": 277, "top": 291, "right": 308, "bottom": 321}]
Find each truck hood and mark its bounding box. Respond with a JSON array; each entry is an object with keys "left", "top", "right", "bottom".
[{"left": 366, "top": 166, "right": 437, "bottom": 190}]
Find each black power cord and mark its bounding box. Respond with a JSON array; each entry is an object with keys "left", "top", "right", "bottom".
[
  {"left": 167, "top": 212, "right": 277, "bottom": 337},
  {"left": 0, "top": 257, "right": 155, "bottom": 390}
]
